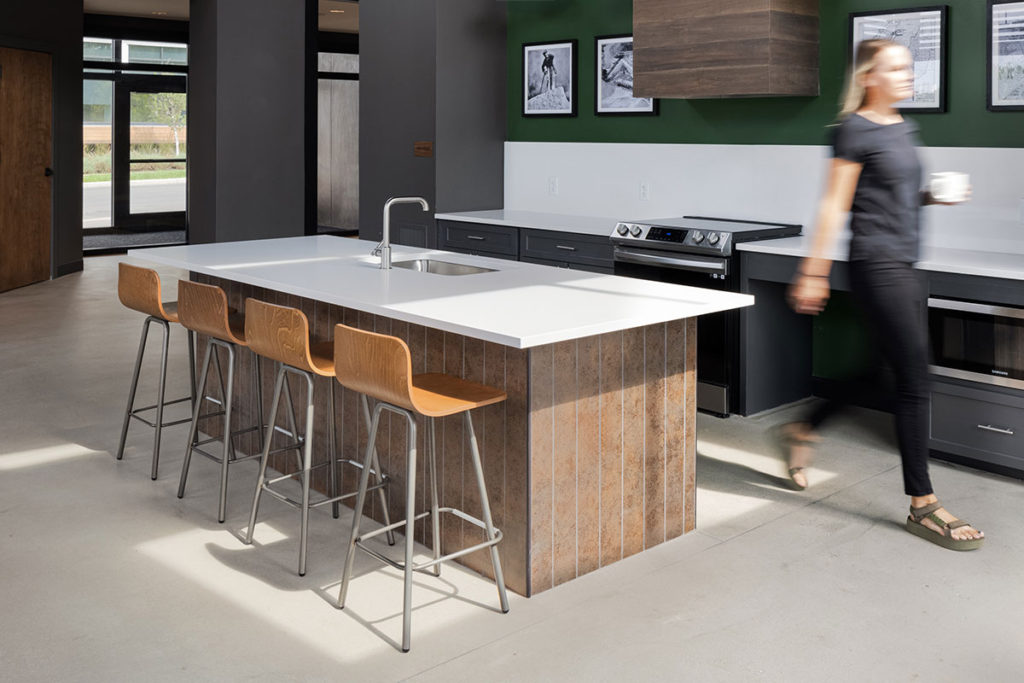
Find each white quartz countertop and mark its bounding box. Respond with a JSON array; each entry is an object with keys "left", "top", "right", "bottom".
[
  {"left": 130, "top": 236, "right": 752, "bottom": 349},
  {"left": 738, "top": 235, "right": 1024, "bottom": 281},
  {"left": 433, "top": 209, "right": 620, "bottom": 237}
]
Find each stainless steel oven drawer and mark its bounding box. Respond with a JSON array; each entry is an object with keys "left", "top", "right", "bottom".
[{"left": 930, "top": 382, "right": 1024, "bottom": 471}]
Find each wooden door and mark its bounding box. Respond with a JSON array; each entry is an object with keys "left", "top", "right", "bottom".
[{"left": 0, "top": 47, "right": 52, "bottom": 293}]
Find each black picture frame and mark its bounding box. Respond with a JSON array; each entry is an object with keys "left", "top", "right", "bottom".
[
  {"left": 849, "top": 6, "right": 949, "bottom": 113},
  {"left": 594, "top": 34, "right": 658, "bottom": 116},
  {"left": 988, "top": 0, "right": 1024, "bottom": 111},
  {"left": 522, "top": 39, "right": 577, "bottom": 117}
]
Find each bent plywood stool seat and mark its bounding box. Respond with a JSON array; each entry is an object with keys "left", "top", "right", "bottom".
[
  {"left": 176, "top": 280, "right": 266, "bottom": 523},
  {"left": 333, "top": 323, "right": 510, "bottom": 653},
  {"left": 242, "top": 298, "right": 393, "bottom": 577},
  {"left": 116, "top": 262, "right": 196, "bottom": 480}
]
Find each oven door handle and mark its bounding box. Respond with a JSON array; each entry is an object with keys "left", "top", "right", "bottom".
[
  {"left": 614, "top": 248, "right": 728, "bottom": 275},
  {"left": 927, "top": 297, "right": 1024, "bottom": 320}
]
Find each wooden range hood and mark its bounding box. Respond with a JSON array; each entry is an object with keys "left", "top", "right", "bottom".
[{"left": 633, "top": 0, "right": 819, "bottom": 98}]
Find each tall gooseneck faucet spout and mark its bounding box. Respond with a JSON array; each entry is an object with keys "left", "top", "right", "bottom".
[{"left": 375, "top": 196, "right": 431, "bottom": 269}]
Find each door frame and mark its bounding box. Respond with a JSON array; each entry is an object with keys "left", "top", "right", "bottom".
[{"left": 111, "top": 73, "right": 187, "bottom": 232}]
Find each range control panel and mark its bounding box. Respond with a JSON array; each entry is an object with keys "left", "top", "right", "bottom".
[{"left": 612, "top": 222, "right": 733, "bottom": 256}]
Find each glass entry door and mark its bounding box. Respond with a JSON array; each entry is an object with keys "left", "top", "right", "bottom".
[{"left": 112, "top": 75, "right": 187, "bottom": 232}]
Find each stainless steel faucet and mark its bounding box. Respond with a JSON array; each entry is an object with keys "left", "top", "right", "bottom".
[{"left": 374, "top": 196, "right": 430, "bottom": 269}]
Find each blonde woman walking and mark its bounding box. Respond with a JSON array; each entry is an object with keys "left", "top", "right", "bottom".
[{"left": 785, "top": 39, "right": 984, "bottom": 550}]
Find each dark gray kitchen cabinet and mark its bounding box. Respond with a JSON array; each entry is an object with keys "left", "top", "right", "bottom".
[
  {"left": 437, "top": 220, "right": 519, "bottom": 259},
  {"left": 519, "top": 229, "right": 614, "bottom": 273}
]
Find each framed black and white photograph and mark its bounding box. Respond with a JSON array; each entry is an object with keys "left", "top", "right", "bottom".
[
  {"left": 850, "top": 6, "right": 948, "bottom": 113},
  {"left": 523, "top": 40, "right": 577, "bottom": 116},
  {"left": 988, "top": 0, "right": 1024, "bottom": 110},
  {"left": 595, "top": 35, "right": 657, "bottom": 115}
]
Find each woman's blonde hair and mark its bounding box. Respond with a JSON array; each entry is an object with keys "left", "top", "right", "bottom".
[{"left": 838, "top": 38, "right": 902, "bottom": 119}]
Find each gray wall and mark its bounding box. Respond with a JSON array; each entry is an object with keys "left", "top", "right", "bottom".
[
  {"left": 0, "top": 1, "right": 84, "bottom": 276},
  {"left": 188, "top": 0, "right": 313, "bottom": 244},
  {"left": 435, "top": 0, "right": 506, "bottom": 213},
  {"left": 359, "top": 1, "right": 505, "bottom": 241},
  {"left": 359, "top": 0, "right": 437, "bottom": 241}
]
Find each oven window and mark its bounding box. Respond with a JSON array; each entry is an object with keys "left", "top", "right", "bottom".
[{"left": 929, "top": 305, "right": 1024, "bottom": 382}]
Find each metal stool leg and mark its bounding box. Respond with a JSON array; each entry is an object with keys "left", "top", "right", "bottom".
[
  {"left": 298, "top": 371, "right": 315, "bottom": 576},
  {"left": 464, "top": 412, "right": 510, "bottom": 613},
  {"left": 254, "top": 350, "right": 265, "bottom": 451},
  {"left": 117, "top": 317, "right": 153, "bottom": 461},
  {"left": 428, "top": 417, "right": 442, "bottom": 577},
  {"left": 362, "top": 394, "right": 396, "bottom": 546},
  {"left": 187, "top": 329, "right": 197, "bottom": 407},
  {"left": 401, "top": 412, "right": 419, "bottom": 653},
  {"left": 245, "top": 363, "right": 286, "bottom": 545},
  {"left": 217, "top": 344, "right": 236, "bottom": 523},
  {"left": 150, "top": 319, "right": 171, "bottom": 480},
  {"left": 210, "top": 345, "right": 237, "bottom": 462},
  {"left": 338, "top": 402, "right": 384, "bottom": 609},
  {"left": 329, "top": 382, "right": 340, "bottom": 519},
  {"left": 177, "top": 341, "right": 215, "bottom": 499}
]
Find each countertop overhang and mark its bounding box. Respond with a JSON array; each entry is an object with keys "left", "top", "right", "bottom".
[
  {"left": 131, "top": 236, "right": 752, "bottom": 349},
  {"left": 738, "top": 234, "right": 1024, "bottom": 281}
]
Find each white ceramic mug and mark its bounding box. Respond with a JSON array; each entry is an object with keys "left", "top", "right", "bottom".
[{"left": 929, "top": 171, "right": 970, "bottom": 203}]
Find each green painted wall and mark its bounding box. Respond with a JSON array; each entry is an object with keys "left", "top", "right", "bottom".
[{"left": 507, "top": 0, "right": 1024, "bottom": 147}]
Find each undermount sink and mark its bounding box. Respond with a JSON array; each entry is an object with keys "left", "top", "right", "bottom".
[{"left": 392, "top": 259, "right": 496, "bottom": 276}]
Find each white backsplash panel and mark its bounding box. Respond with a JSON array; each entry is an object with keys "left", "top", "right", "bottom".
[{"left": 505, "top": 142, "right": 1024, "bottom": 254}]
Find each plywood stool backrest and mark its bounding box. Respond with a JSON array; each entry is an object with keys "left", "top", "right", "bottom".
[
  {"left": 177, "top": 280, "right": 245, "bottom": 345},
  {"left": 243, "top": 298, "right": 330, "bottom": 376},
  {"left": 333, "top": 323, "right": 416, "bottom": 412},
  {"left": 118, "top": 262, "right": 177, "bottom": 322}
]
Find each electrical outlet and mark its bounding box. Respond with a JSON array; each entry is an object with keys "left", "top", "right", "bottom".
[
  {"left": 639, "top": 182, "right": 650, "bottom": 201},
  {"left": 1019, "top": 198, "right": 1024, "bottom": 224},
  {"left": 547, "top": 176, "right": 559, "bottom": 196}
]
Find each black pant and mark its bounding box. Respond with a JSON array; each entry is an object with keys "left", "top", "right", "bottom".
[{"left": 806, "top": 260, "right": 932, "bottom": 496}]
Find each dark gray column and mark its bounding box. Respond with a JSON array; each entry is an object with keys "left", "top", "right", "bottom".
[
  {"left": 188, "top": 0, "right": 314, "bottom": 244},
  {"left": 358, "top": 0, "right": 438, "bottom": 242},
  {"left": 0, "top": 0, "right": 84, "bottom": 277},
  {"left": 359, "top": 1, "right": 506, "bottom": 242},
  {"left": 434, "top": 0, "right": 506, "bottom": 213}
]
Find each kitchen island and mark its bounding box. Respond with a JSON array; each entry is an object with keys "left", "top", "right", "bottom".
[{"left": 132, "top": 235, "right": 752, "bottom": 596}]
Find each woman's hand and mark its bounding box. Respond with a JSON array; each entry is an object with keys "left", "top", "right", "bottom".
[{"left": 787, "top": 273, "right": 831, "bottom": 315}]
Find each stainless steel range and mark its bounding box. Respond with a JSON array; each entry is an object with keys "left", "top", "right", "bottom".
[{"left": 611, "top": 216, "right": 802, "bottom": 416}]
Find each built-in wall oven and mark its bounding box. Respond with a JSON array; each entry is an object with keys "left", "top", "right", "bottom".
[
  {"left": 611, "top": 216, "right": 801, "bottom": 416},
  {"left": 928, "top": 297, "right": 1024, "bottom": 391}
]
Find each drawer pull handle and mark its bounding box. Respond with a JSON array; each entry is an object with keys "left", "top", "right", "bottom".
[
  {"left": 977, "top": 424, "right": 1015, "bottom": 436},
  {"left": 556, "top": 245, "right": 577, "bottom": 251},
  {"left": 466, "top": 235, "right": 486, "bottom": 241}
]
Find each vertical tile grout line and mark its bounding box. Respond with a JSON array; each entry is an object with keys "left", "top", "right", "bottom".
[
  {"left": 550, "top": 344, "right": 555, "bottom": 589},
  {"left": 663, "top": 323, "right": 668, "bottom": 543},
  {"left": 574, "top": 339, "right": 579, "bottom": 578},
  {"left": 619, "top": 331, "right": 624, "bottom": 560},
  {"left": 642, "top": 326, "right": 646, "bottom": 550},
  {"left": 597, "top": 335, "right": 602, "bottom": 567}
]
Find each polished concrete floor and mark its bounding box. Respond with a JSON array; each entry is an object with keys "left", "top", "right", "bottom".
[{"left": 1, "top": 256, "right": 1021, "bottom": 682}]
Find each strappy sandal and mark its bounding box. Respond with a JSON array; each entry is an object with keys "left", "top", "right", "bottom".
[
  {"left": 906, "top": 501, "right": 985, "bottom": 551},
  {"left": 774, "top": 423, "right": 816, "bottom": 491}
]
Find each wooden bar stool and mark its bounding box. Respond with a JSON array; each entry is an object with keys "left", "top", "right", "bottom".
[
  {"left": 242, "top": 298, "right": 393, "bottom": 576},
  {"left": 116, "top": 262, "right": 196, "bottom": 480},
  {"left": 176, "top": 280, "right": 266, "bottom": 523},
  {"left": 333, "top": 323, "right": 510, "bottom": 653}
]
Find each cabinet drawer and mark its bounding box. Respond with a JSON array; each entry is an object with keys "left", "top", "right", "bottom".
[
  {"left": 521, "top": 255, "right": 614, "bottom": 274},
  {"left": 520, "top": 229, "right": 613, "bottom": 270},
  {"left": 438, "top": 220, "right": 518, "bottom": 257},
  {"left": 930, "top": 385, "right": 1024, "bottom": 467}
]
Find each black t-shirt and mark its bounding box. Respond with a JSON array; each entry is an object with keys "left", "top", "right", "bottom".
[{"left": 831, "top": 113, "right": 923, "bottom": 263}]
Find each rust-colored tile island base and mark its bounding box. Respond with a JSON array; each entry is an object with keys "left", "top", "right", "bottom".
[{"left": 197, "top": 274, "right": 697, "bottom": 597}]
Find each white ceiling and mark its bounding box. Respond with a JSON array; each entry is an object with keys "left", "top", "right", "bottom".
[{"left": 83, "top": 0, "right": 359, "bottom": 33}]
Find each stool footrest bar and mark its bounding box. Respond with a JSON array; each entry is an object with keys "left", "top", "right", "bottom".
[{"left": 130, "top": 413, "right": 193, "bottom": 429}]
